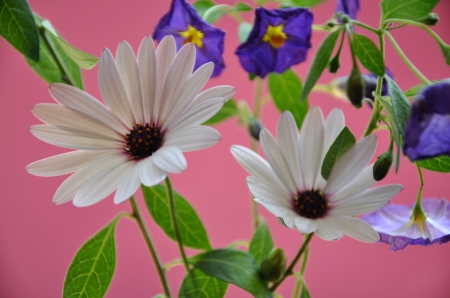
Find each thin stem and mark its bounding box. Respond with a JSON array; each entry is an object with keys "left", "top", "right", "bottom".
[
  {"left": 129, "top": 196, "right": 171, "bottom": 297},
  {"left": 384, "top": 31, "right": 432, "bottom": 85},
  {"left": 165, "top": 176, "right": 190, "bottom": 272},
  {"left": 386, "top": 23, "right": 408, "bottom": 31},
  {"left": 385, "top": 18, "right": 447, "bottom": 46},
  {"left": 416, "top": 162, "right": 424, "bottom": 188},
  {"left": 412, "top": 163, "right": 427, "bottom": 219},
  {"left": 351, "top": 20, "right": 379, "bottom": 34},
  {"left": 270, "top": 233, "right": 314, "bottom": 292},
  {"left": 291, "top": 247, "right": 310, "bottom": 298}
]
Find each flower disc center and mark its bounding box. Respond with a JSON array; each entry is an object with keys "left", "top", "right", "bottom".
[
  {"left": 125, "top": 123, "right": 164, "bottom": 160},
  {"left": 180, "top": 25, "right": 204, "bottom": 48},
  {"left": 294, "top": 190, "right": 328, "bottom": 219},
  {"left": 263, "top": 25, "right": 287, "bottom": 48}
]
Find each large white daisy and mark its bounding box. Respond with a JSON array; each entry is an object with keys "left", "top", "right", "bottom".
[
  {"left": 231, "top": 107, "right": 403, "bottom": 242},
  {"left": 27, "top": 36, "right": 235, "bottom": 207}
]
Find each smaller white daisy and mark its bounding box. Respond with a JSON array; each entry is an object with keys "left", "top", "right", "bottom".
[
  {"left": 27, "top": 35, "right": 235, "bottom": 207},
  {"left": 231, "top": 107, "right": 403, "bottom": 242}
]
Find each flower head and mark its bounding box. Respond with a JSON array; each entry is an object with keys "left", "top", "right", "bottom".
[
  {"left": 231, "top": 107, "right": 403, "bottom": 242},
  {"left": 362, "top": 198, "right": 450, "bottom": 251},
  {"left": 153, "top": 0, "right": 225, "bottom": 77},
  {"left": 235, "top": 7, "right": 313, "bottom": 78},
  {"left": 404, "top": 80, "right": 450, "bottom": 161},
  {"left": 336, "top": 0, "right": 360, "bottom": 20},
  {"left": 26, "top": 36, "right": 235, "bottom": 207}
]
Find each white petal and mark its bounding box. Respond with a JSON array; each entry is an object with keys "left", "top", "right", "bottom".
[
  {"left": 116, "top": 41, "right": 143, "bottom": 124},
  {"left": 330, "top": 216, "right": 380, "bottom": 243},
  {"left": 139, "top": 157, "right": 167, "bottom": 186},
  {"left": 26, "top": 150, "right": 120, "bottom": 177},
  {"left": 329, "top": 164, "right": 376, "bottom": 202},
  {"left": 49, "top": 84, "right": 128, "bottom": 134},
  {"left": 53, "top": 155, "right": 128, "bottom": 204},
  {"left": 32, "top": 104, "right": 121, "bottom": 140},
  {"left": 189, "top": 85, "right": 235, "bottom": 109},
  {"left": 74, "top": 161, "right": 133, "bottom": 207},
  {"left": 164, "top": 126, "right": 220, "bottom": 152},
  {"left": 314, "top": 219, "right": 343, "bottom": 241},
  {"left": 260, "top": 129, "right": 297, "bottom": 194},
  {"left": 247, "top": 176, "right": 291, "bottom": 208},
  {"left": 137, "top": 36, "right": 157, "bottom": 123},
  {"left": 30, "top": 125, "right": 122, "bottom": 150},
  {"left": 254, "top": 198, "right": 298, "bottom": 229},
  {"left": 330, "top": 184, "right": 403, "bottom": 216},
  {"left": 152, "top": 146, "right": 187, "bottom": 173},
  {"left": 114, "top": 163, "right": 141, "bottom": 204},
  {"left": 299, "top": 106, "right": 325, "bottom": 190},
  {"left": 324, "top": 135, "right": 377, "bottom": 196},
  {"left": 323, "top": 108, "right": 345, "bottom": 154},
  {"left": 294, "top": 217, "right": 318, "bottom": 234},
  {"left": 98, "top": 48, "right": 135, "bottom": 126}
]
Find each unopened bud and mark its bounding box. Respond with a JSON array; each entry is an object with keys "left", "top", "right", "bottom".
[
  {"left": 260, "top": 249, "right": 286, "bottom": 283},
  {"left": 328, "top": 54, "right": 341, "bottom": 74},
  {"left": 373, "top": 151, "right": 393, "bottom": 181},
  {"left": 417, "top": 13, "right": 439, "bottom": 26},
  {"left": 340, "top": 14, "right": 350, "bottom": 24},
  {"left": 346, "top": 67, "right": 366, "bottom": 108},
  {"left": 326, "top": 21, "right": 337, "bottom": 28},
  {"left": 248, "top": 117, "right": 263, "bottom": 141}
]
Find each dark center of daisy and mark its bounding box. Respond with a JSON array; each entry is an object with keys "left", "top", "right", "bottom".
[
  {"left": 124, "top": 123, "right": 164, "bottom": 160},
  {"left": 293, "top": 190, "right": 329, "bottom": 219}
]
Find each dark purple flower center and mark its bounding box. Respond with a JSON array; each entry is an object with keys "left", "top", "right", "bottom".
[
  {"left": 293, "top": 190, "right": 329, "bottom": 219},
  {"left": 124, "top": 123, "right": 164, "bottom": 160}
]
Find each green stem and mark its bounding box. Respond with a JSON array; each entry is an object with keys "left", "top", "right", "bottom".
[
  {"left": 291, "top": 247, "right": 310, "bottom": 298},
  {"left": 165, "top": 176, "right": 190, "bottom": 272},
  {"left": 385, "top": 18, "right": 447, "bottom": 46},
  {"left": 412, "top": 163, "right": 427, "bottom": 220},
  {"left": 129, "top": 196, "right": 171, "bottom": 297},
  {"left": 384, "top": 31, "right": 432, "bottom": 85},
  {"left": 270, "top": 233, "right": 314, "bottom": 292},
  {"left": 351, "top": 20, "right": 380, "bottom": 34}
]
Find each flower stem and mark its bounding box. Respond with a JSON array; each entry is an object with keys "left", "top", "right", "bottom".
[
  {"left": 291, "top": 247, "right": 310, "bottom": 298},
  {"left": 270, "top": 233, "right": 314, "bottom": 292},
  {"left": 412, "top": 163, "right": 427, "bottom": 220},
  {"left": 165, "top": 176, "right": 190, "bottom": 272},
  {"left": 351, "top": 20, "right": 380, "bottom": 34},
  {"left": 385, "top": 18, "right": 447, "bottom": 46},
  {"left": 129, "top": 196, "right": 171, "bottom": 297}
]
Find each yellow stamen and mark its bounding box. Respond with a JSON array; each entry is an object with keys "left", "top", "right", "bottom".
[
  {"left": 179, "top": 25, "right": 204, "bottom": 48},
  {"left": 262, "top": 25, "right": 287, "bottom": 48}
]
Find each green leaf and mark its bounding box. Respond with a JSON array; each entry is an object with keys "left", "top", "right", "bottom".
[
  {"left": 192, "top": 249, "right": 273, "bottom": 298},
  {"left": 352, "top": 33, "right": 385, "bottom": 76},
  {"left": 63, "top": 215, "right": 123, "bottom": 298},
  {"left": 203, "top": 4, "right": 233, "bottom": 24},
  {"left": 381, "top": 0, "right": 440, "bottom": 21},
  {"left": 404, "top": 80, "right": 440, "bottom": 97},
  {"left": 249, "top": 221, "right": 274, "bottom": 266},
  {"left": 375, "top": 94, "right": 402, "bottom": 173},
  {"left": 301, "top": 27, "right": 343, "bottom": 101},
  {"left": 203, "top": 98, "right": 238, "bottom": 125},
  {"left": 238, "top": 21, "right": 252, "bottom": 43},
  {"left": 0, "top": 0, "right": 39, "bottom": 60},
  {"left": 418, "top": 156, "right": 450, "bottom": 173},
  {"left": 179, "top": 268, "right": 228, "bottom": 298},
  {"left": 321, "top": 127, "right": 356, "bottom": 180},
  {"left": 291, "top": 0, "right": 327, "bottom": 7},
  {"left": 192, "top": 0, "right": 216, "bottom": 17},
  {"left": 385, "top": 75, "right": 411, "bottom": 137},
  {"left": 153, "top": 295, "right": 167, "bottom": 298},
  {"left": 300, "top": 286, "right": 311, "bottom": 298},
  {"left": 142, "top": 185, "right": 212, "bottom": 250},
  {"left": 269, "top": 69, "right": 309, "bottom": 129},
  {"left": 234, "top": 2, "right": 252, "bottom": 12}
]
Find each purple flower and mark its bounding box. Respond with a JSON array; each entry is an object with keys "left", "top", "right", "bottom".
[
  {"left": 403, "top": 81, "right": 450, "bottom": 161},
  {"left": 235, "top": 7, "right": 313, "bottom": 78},
  {"left": 153, "top": 0, "right": 225, "bottom": 77},
  {"left": 336, "top": 0, "right": 360, "bottom": 20},
  {"left": 362, "top": 198, "right": 450, "bottom": 251}
]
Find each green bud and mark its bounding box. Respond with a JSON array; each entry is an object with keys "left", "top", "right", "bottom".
[
  {"left": 328, "top": 53, "right": 341, "bottom": 74},
  {"left": 260, "top": 248, "right": 286, "bottom": 283},
  {"left": 340, "top": 14, "right": 350, "bottom": 24},
  {"left": 326, "top": 21, "right": 337, "bottom": 28},
  {"left": 373, "top": 151, "right": 393, "bottom": 181},
  {"left": 248, "top": 117, "right": 263, "bottom": 141},
  {"left": 417, "top": 13, "right": 439, "bottom": 26},
  {"left": 439, "top": 43, "right": 450, "bottom": 65},
  {"left": 346, "top": 66, "right": 366, "bottom": 108}
]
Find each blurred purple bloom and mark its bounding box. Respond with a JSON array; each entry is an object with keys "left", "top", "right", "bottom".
[
  {"left": 403, "top": 81, "right": 450, "bottom": 161},
  {"left": 362, "top": 198, "right": 450, "bottom": 251},
  {"left": 153, "top": 0, "right": 225, "bottom": 77},
  {"left": 235, "top": 7, "right": 313, "bottom": 78},
  {"left": 336, "top": 0, "right": 360, "bottom": 20}
]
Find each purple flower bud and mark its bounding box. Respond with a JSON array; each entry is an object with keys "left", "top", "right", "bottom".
[{"left": 336, "top": 0, "right": 360, "bottom": 20}]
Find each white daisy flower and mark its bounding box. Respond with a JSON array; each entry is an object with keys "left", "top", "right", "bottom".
[
  {"left": 27, "top": 36, "right": 235, "bottom": 207},
  {"left": 231, "top": 107, "right": 403, "bottom": 242}
]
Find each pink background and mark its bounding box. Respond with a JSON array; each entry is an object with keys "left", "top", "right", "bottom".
[{"left": 1, "top": 0, "right": 450, "bottom": 297}]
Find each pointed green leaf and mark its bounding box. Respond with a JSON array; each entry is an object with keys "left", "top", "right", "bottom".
[
  {"left": 249, "top": 221, "right": 274, "bottom": 266},
  {"left": 418, "top": 156, "right": 450, "bottom": 173},
  {"left": 0, "top": 0, "right": 39, "bottom": 60},
  {"left": 193, "top": 0, "right": 216, "bottom": 17},
  {"left": 301, "top": 27, "right": 343, "bottom": 101},
  {"left": 269, "top": 69, "right": 309, "bottom": 129},
  {"left": 321, "top": 127, "right": 356, "bottom": 180},
  {"left": 179, "top": 268, "right": 228, "bottom": 298},
  {"left": 203, "top": 4, "right": 232, "bottom": 24},
  {"left": 238, "top": 21, "right": 252, "bottom": 43},
  {"left": 385, "top": 75, "right": 411, "bottom": 137},
  {"left": 352, "top": 33, "right": 385, "bottom": 76},
  {"left": 142, "top": 185, "right": 212, "bottom": 250},
  {"left": 381, "top": 0, "right": 440, "bottom": 21},
  {"left": 203, "top": 98, "right": 238, "bottom": 125},
  {"left": 300, "top": 285, "right": 311, "bottom": 298},
  {"left": 291, "top": 0, "right": 327, "bottom": 7},
  {"left": 234, "top": 2, "right": 252, "bottom": 12},
  {"left": 191, "top": 249, "right": 273, "bottom": 298},
  {"left": 63, "top": 215, "right": 123, "bottom": 298}
]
